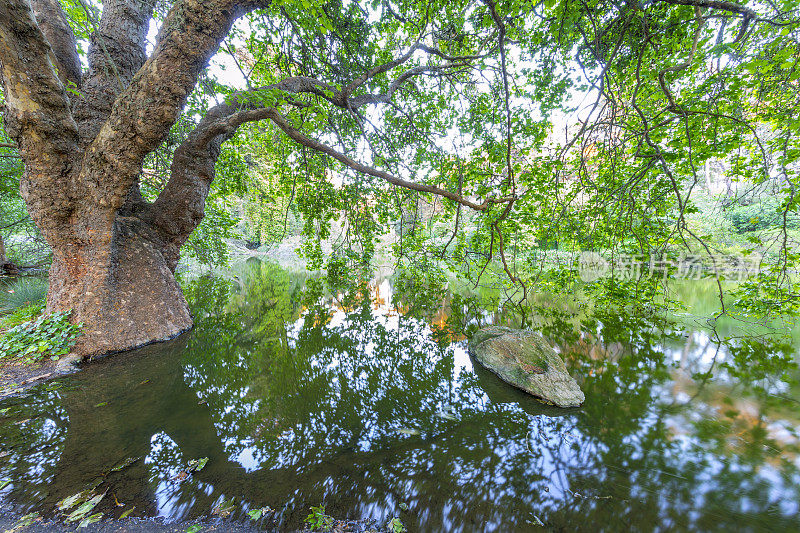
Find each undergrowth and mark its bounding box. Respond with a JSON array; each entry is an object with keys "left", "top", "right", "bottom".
[{"left": 0, "top": 310, "right": 81, "bottom": 363}]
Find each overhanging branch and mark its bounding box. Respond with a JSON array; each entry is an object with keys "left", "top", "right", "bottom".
[{"left": 262, "top": 107, "right": 508, "bottom": 212}]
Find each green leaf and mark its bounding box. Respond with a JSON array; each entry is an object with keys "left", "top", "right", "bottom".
[
  {"left": 388, "top": 517, "right": 406, "bottom": 533},
  {"left": 57, "top": 490, "right": 92, "bottom": 511},
  {"left": 187, "top": 457, "right": 208, "bottom": 472},
  {"left": 11, "top": 512, "right": 39, "bottom": 529},
  {"left": 66, "top": 492, "right": 105, "bottom": 522},
  {"left": 77, "top": 512, "right": 103, "bottom": 528}
]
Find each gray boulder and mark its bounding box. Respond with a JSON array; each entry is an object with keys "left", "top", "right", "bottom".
[{"left": 468, "top": 326, "right": 585, "bottom": 408}]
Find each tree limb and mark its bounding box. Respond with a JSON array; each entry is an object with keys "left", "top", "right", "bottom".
[
  {"left": 79, "top": 0, "right": 253, "bottom": 209},
  {"left": 340, "top": 41, "right": 423, "bottom": 99},
  {"left": 148, "top": 30, "right": 502, "bottom": 252},
  {"left": 262, "top": 108, "right": 506, "bottom": 211},
  {"left": 30, "top": 0, "right": 82, "bottom": 89},
  {"left": 72, "top": 0, "right": 159, "bottom": 145},
  {"left": 0, "top": 0, "right": 80, "bottom": 233},
  {"left": 658, "top": 6, "right": 705, "bottom": 110},
  {"left": 656, "top": 0, "right": 757, "bottom": 19}
]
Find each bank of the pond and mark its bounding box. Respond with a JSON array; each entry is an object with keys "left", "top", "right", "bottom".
[
  {"left": 0, "top": 504, "right": 385, "bottom": 533},
  {"left": 0, "top": 357, "right": 67, "bottom": 397},
  {"left": 0, "top": 513, "right": 261, "bottom": 533}
]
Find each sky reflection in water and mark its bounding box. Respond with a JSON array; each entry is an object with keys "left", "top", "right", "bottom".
[{"left": 0, "top": 263, "right": 798, "bottom": 532}]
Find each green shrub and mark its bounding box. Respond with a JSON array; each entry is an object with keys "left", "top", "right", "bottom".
[
  {"left": 723, "top": 200, "right": 800, "bottom": 234},
  {"left": 0, "top": 277, "right": 47, "bottom": 314},
  {"left": 0, "top": 310, "right": 82, "bottom": 362}
]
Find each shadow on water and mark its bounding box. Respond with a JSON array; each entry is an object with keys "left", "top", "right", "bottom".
[{"left": 0, "top": 262, "right": 799, "bottom": 531}]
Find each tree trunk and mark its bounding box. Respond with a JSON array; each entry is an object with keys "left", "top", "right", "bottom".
[
  {"left": 0, "top": 233, "right": 19, "bottom": 275},
  {"left": 47, "top": 215, "right": 192, "bottom": 357},
  {"left": 0, "top": 0, "right": 245, "bottom": 358}
]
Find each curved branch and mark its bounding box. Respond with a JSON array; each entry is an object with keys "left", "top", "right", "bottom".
[
  {"left": 348, "top": 63, "right": 471, "bottom": 108},
  {"left": 340, "top": 41, "right": 423, "bottom": 99},
  {"left": 263, "top": 108, "right": 506, "bottom": 211},
  {"left": 340, "top": 41, "right": 491, "bottom": 107},
  {"left": 0, "top": 0, "right": 80, "bottom": 232},
  {"left": 148, "top": 104, "right": 266, "bottom": 256},
  {"left": 80, "top": 0, "right": 253, "bottom": 210},
  {"left": 149, "top": 95, "right": 511, "bottom": 266},
  {"left": 147, "top": 37, "right": 503, "bottom": 255},
  {"left": 658, "top": 6, "right": 705, "bottom": 110},
  {"left": 30, "top": 0, "right": 82, "bottom": 89},
  {"left": 655, "top": 0, "right": 766, "bottom": 41},
  {"left": 656, "top": 0, "right": 756, "bottom": 19}
]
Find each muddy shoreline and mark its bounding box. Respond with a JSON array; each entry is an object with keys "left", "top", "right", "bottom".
[
  {"left": 0, "top": 502, "right": 383, "bottom": 532},
  {"left": 0, "top": 358, "right": 69, "bottom": 397}
]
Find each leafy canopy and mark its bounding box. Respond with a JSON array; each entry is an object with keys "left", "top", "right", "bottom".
[{"left": 11, "top": 0, "right": 800, "bottom": 315}]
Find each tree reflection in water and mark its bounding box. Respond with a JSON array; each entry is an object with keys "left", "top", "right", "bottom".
[{"left": 0, "top": 262, "right": 798, "bottom": 531}]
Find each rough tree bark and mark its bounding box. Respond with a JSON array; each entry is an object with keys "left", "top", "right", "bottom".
[
  {"left": 0, "top": 0, "right": 251, "bottom": 356},
  {"left": 0, "top": 0, "right": 501, "bottom": 358}
]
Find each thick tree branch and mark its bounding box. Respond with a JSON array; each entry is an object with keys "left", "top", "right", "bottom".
[
  {"left": 80, "top": 0, "right": 253, "bottom": 210},
  {"left": 30, "top": 0, "right": 82, "bottom": 89},
  {"left": 340, "top": 41, "right": 490, "bottom": 106},
  {"left": 73, "top": 0, "right": 159, "bottom": 145},
  {"left": 348, "top": 63, "right": 471, "bottom": 108},
  {"left": 146, "top": 77, "right": 329, "bottom": 249},
  {"left": 148, "top": 36, "right": 499, "bottom": 251},
  {"left": 149, "top": 96, "right": 509, "bottom": 258},
  {"left": 340, "top": 41, "right": 422, "bottom": 98},
  {"left": 265, "top": 108, "right": 505, "bottom": 211},
  {"left": 216, "top": 44, "right": 487, "bottom": 115},
  {"left": 148, "top": 102, "right": 260, "bottom": 262},
  {"left": 656, "top": 0, "right": 757, "bottom": 19},
  {"left": 656, "top": 0, "right": 762, "bottom": 41},
  {"left": 0, "top": 0, "right": 80, "bottom": 234},
  {"left": 0, "top": 0, "right": 78, "bottom": 148}
]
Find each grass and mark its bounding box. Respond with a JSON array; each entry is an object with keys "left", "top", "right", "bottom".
[
  {"left": 0, "top": 277, "right": 47, "bottom": 314},
  {"left": 0, "top": 302, "right": 45, "bottom": 330}
]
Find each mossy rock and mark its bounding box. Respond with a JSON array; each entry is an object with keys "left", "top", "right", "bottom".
[{"left": 469, "top": 326, "right": 584, "bottom": 408}]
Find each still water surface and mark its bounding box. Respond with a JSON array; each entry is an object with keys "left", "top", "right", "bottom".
[{"left": 1, "top": 263, "right": 799, "bottom": 531}]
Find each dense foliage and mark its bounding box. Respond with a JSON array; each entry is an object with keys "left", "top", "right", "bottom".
[
  {"left": 1, "top": 0, "right": 799, "bottom": 321},
  {"left": 145, "top": 0, "right": 800, "bottom": 318}
]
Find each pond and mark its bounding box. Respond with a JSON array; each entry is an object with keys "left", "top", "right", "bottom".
[{"left": 0, "top": 261, "right": 799, "bottom": 531}]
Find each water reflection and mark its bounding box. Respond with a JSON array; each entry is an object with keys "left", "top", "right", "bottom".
[{"left": 0, "top": 263, "right": 798, "bottom": 531}]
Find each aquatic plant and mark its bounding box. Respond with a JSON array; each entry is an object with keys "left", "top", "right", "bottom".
[{"left": 304, "top": 504, "right": 333, "bottom": 532}]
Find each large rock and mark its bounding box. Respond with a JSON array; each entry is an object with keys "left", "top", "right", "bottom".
[{"left": 468, "top": 326, "right": 585, "bottom": 408}]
